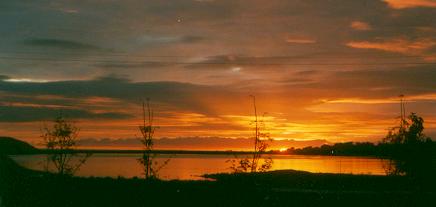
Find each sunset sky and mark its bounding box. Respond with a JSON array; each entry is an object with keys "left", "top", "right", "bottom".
[{"left": 0, "top": 0, "right": 435, "bottom": 149}]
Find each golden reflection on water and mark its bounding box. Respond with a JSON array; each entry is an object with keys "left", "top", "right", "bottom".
[{"left": 11, "top": 154, "right": 390, "bottom": 180}]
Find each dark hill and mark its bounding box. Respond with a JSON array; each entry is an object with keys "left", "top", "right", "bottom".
[{"left": 0, "top": 137, "right": 39, "bottom": 155}]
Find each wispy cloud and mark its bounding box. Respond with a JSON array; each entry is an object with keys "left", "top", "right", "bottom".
[
  {"left": 285, "top": 37, "right": 317, "bottom": 44},
  {"left": 22, "top": 38, "right": 101, "bottom": 51},
  {"left": 323, "top": 93, "right": 436, "bottom": 104},
  {"left": 0, "top": 105, "right": 132, "bottom": 122},
  {"left": 138, "top": 35, "right": 203, "bottom": 44},
  {"left": 3, "top": 78, "right": 50, "bottom": 83},
  {"left": 350, "top": 21, "right": 372, "bottom": 31},
  {"left": 346, "top": 37, "right": 436, "bottom": 54},
  {"left": 383, "top": 0, "right": 436, "bottom": 9}
]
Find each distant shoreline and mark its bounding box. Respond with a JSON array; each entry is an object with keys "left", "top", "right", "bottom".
[
  {"left": 13, "top": 149, "right": 386, "bottom": 159},
  {"left": 29, "top": 148, "right": 283, "bottom": 155}
]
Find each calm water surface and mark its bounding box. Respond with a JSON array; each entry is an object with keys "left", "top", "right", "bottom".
[{"left": 11, "top": 154, "right": 390, "bottom": 180}]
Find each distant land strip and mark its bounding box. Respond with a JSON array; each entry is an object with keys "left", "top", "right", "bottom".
[{"left": 37, "top": 149, "right": 278, "bottom": 155}]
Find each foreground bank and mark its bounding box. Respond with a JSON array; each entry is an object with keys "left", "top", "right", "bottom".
[{"left": 1, "top": 155, "right": 435, "bottom": 207}]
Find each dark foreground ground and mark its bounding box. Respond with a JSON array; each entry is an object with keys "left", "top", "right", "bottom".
[{"left": 0, "top": 155, "right": 435, "bottom": 207}]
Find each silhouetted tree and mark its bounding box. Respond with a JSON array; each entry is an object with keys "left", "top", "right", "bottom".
[
  {"left": 137, "top": 99, "right": 169, "bottom": 179},
  {"left": 41, "top": 115, "right": 90, "bottom": 176},
  {"left": 383, "top": 113, "right": 429, "bottom": 144},
  {"left": 382, "top": 113, "right": 434, "bottom": 178},
  {"left": 228, "top": 96, "right": 273, "bottom": 173}
]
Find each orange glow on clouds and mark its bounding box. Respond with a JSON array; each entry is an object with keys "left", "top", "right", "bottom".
[
  {"left": 384, "top": 0, "right": 436, "bottom": 9},
  {"left": 346, "top": 38, "right": 436, "bottom": 54},
  {"left": 350, "top": 21, "right": 372, "bottom": 31}
]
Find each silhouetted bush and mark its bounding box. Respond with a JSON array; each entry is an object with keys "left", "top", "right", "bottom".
[{"left": 381, "top": 113, "right": 435, "bottom": 179}]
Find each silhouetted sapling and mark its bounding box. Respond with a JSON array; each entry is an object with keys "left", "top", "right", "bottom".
[
  {"left": 137, "top": 99, "right": 170, "bottom": 179},
  {"left": 41, "top": 115, "right": 91, "bottom": 176},
  {"left": 228, "top": 95, "right": 273, "bottom": 173}
]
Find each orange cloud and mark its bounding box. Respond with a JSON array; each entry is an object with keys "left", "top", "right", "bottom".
[
  {"left": 320, "top": 94, "right": 436, "bottom": 104},
  {"left": 383, "top": 0, "right": 436, "bottom": 9},
  {"left": 346, "top": 37, "right": 436, "bottom": 54},
  {"left": 285, "top": 36, "right": 316, "bottom": 44},
  {"left": 0, "top": 102, "right": 71, "bottom": 109},
  {"left": 350, "top": 21, "right": 372, "bottom": 31}
]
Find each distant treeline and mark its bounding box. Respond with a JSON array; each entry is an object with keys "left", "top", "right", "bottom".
[{"left": 286, "top": 141, "right": 436, "bottom": 157}]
